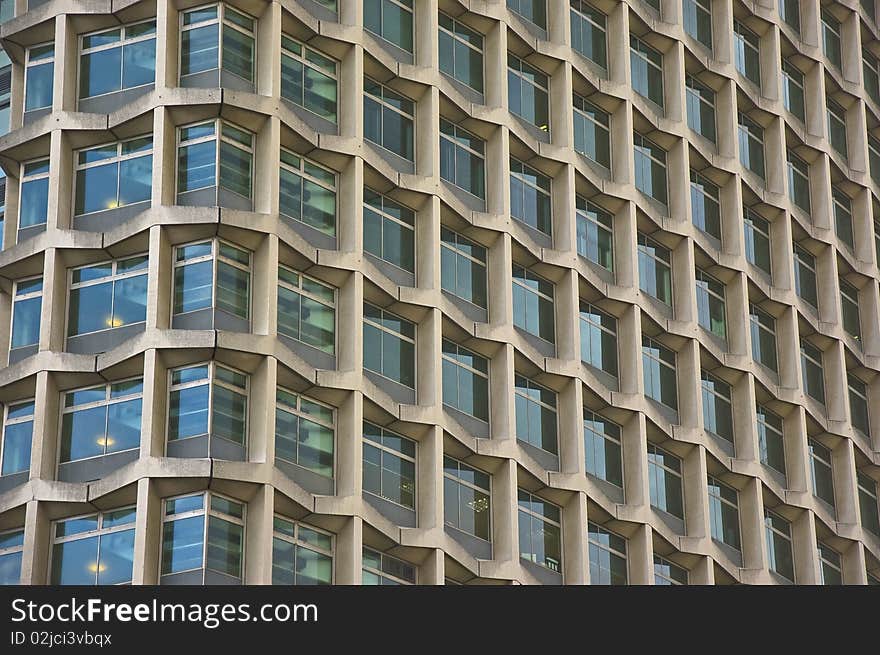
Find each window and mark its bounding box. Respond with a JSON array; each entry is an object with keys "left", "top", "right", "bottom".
[
  {"left": 0, "top": 529, "right": 23, "bottom": 585},
  {"left": 757, "top": 404, "right": 785, "bottom": 476},
  {"left": 272, "top": 517, "right": 333, "bottom": 585},
  {"left": 364, "top": 0, "right": 413, "bottom": 54},
  {"left": 743, "top": 207, "right": 772, "bottom": 275},
  {"left": 573, "top": 94, "right": 611, "bottom": 169},
  {"left": 508, "top": 54, "right": 550, "bottom": 133},
  {"left": 275, "top": 387, "right": 334, "bottom": 480},
  {"left": 570, "top": 0, "right": 607, "bottom": 69},
  {"left": 363, "top": 421, "right": 416, "bottom": 510},
  {"left": 583, "top": 409, "right": 622, "bottom": 487},
  {"left": 782, "top": 58, "right": 806, "bottom": 122},
  {"left": 637, "top": 234, "right": 672, "bottom": 305},
  {"left": 817, "top": 542, "right": 841, "bottom": 584},
  {"left": 738, "top": 113, "right": 765, "bottom": 180},
  {"left": 177, "top": 120, "right": 254, "bottom": 202},
  {"left": 588, "top": 523, "right": 627, "bottom": 585},
  {"left": 576, "top": 197, "right": 613, "bottom": 271},
  {"left": 362, "top": 547, "right": 416, "bottom": 584},
  {"left": 10, "top": 277, "right": 43, "bottom": 352},
  {"left": 161, "top": 492, "right": 244, "bottom": 582},
  {"left": 363, "top": 303, "right": 415, "bottom": 389},
  {"left": 279, "top": 149, "right": 337, "bottom": 237},
  {"left": 19, "top": 159, "right": 50, "bottom": 232},
  {"left": 277, "top": 266, "right": 335, "bottom": 355},
  {"left": 438, "top": 13, "right": 483, "bottom": 94},
  {"left": 683, "top": 0, "right": 712, "bottom": 49},
  {"left": 871, "top": 135, "right": 880, "bottom": 187},
  {"left": 840, "top": 280, "right": 861, "bottom": 343},
  {"left": 281, "top": 35, "right": 337, "bottom": 123},
  {"left": 579, "top": 301, "right": 618, "bottom": 378},
  {"left": 695, "top": 269, "right": 726, "bottom": 341},
  {"left": 60, "top": 378, "right": 143, "bottom": 466},
  {"left": 690, "top": 171, "right": 721, "bottom": 240},
  {"left": 173, "top": 240, "right": 251, "bottom": 321},
  {"left": 654, "top": 554, "right": 688, "bottom": 585},
  {"left": 439, "top": 119, "right": 486, "bottom": 200},
  {"left": 832, "top": 187, "right": 854, "bottom": 249},
  {"left": 512, "top": 264, "right": 555, "bottom": 344},
  {"left": 167, "top": 363, "right": 249, "bottom": 450},
  {"left": 685, "top": 75, "right": 716, "bottom": 143},
  {"left": 858, "top": 472, "right": 880, "bottom": 536},
  {"left": 779, "top": 0, "right": 800, "bottom": 33},
  {"left": 733, "top": 20, "right": 761, "bottom": 87},
  {"left": 629, "top": 36, "right": 664, "bottom": 109},
  {"left": 826, "top": 99, "right": 848, "bottom": 160},
  {"left": 708, "top": 476, "right": 741, "bottom": 550},
  {"left": 74, "top": 137, "right": 152, "bottom": 217},
  {"left": 749, "top": 304, "right": 778, "bottom": 373},
  {"left": 701, "top": 372, "right": 733, "bottom": 444},
  {"left": 0, "top": 57, "right": 7, "bottom": 135},
  {"left": 821, "top": 9, "right": 842, "bottom": 69},
  {"left": 515, "top": 375, "right": 558, "bottom": 456},
  {"left": 642, "top": 336, "right": 677, "bottom": 411},
  {"left": 180, "top": 5, "right": 255, "bottom": 84},
  {"left": 444, "top": 457, "right": 491, "bottom": 541},
  {"left": 0, "top": 173, "right": 5, "bottom": 249},
  {"left": 793, "top": 243, "right": 817, "bottom": 308},
  {"left": 765, "top": 510, "right": 795, "bottom": 581},
  {"left": 864, "top": 49, "right": 880, "bottom": 105},
  {"left": 25, "top": 44, "right": 53, "bottom": 112},
  {"left": 801, "top": 341, "right": 825, "bottom": 405},
  {"left": 1, "top": 401, "right": 33, "bottom": 477},
  {"left": 510, "top": 158, "right": 552, "bottom": 235},
  {"left": 50, "top": 507, "right": 136, "bottom": 584},
  {"left": 67, "top": 256, "right": 147, "bottom": 339},
  {"left": 364, "top": 78, "right": 414, "bottom": 162},
  {"left": 517, "top": 490, "right": 561, "bottom": 573},
  {"left": 648, "top": 444, "right": 684, "bottom": 519},
  {"left": 849, "top": 375, "right": 869, "bottom": 436},
  {"left": 79, "top": 20, "right": 156, "bottom": 101},
  {"left": 363, "top": 188, "right": 415, "bottom": 273},
  {"left": 440, "top": 227, "right": 487, "bottom": 309},
  {"left": 508, "top": 0, "right": 547, "bottom": 29},
  {"left": 442, "top": 340, "right": 489, "bottom": 422},
  {"left": 786, "top": 151, "right": 811, "bottom": 214},
  {"left": 633, "top": 132, "right": 668, "bottom": 206},
  {"left": 809, "top": 439, "right": 835, "bottom": 508}
]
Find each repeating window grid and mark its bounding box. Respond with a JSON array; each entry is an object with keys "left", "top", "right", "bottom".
[
  {"left": 756, "top": 403, "right": 786, "bottom": 476},
  {"left": 629, "top": 35, "right": 664, "bottom": 109},
  {"left": 633, "top": 132, "right": 669, "bottom": 205},
  {"left": 438, "top": 13, "right": 484, "bottom": 93},
  {"left": 50, "top": 507, "right": 136, "bottom": 584},
  {"left": 511, "top": 264, "right": 556, "bottom": 343},
  {"left": 78, "top": 20, "right": 157, "bottom": 100},
  {"left": 865, "top": 48, "right": 880, "bottom": 105},
  {"left": 857, "top": 472, "right": 880, "bottom": 536},
  {"left": 583, "top": 409, "right": 622, "bottom": 487},
  {"left": 508, "top": 0, "right": 547, "bottom": 29},
  {"left": 365, "top": 0, "right": 414, "bottom": 52},
  {"left": 0, "top": 528, "right": 24, "bottom": 583},
  {"left": 786, "top": 151, "right": 812, "bottom": 214},
  {"left": 440, "top": 226, "right": 488, "bottom": 309},
  {"left": 275, "top": 386, "right": 336, "bottom": 470},
  {"left": 10, "top": 276, "right": 43, "bottom": 350},
  {"left": 161, "top": 492, "right": 245, "bottom": 577},
  {"left": 647, "top": 443, "right": 684, "bottom": 519},
  {"left": 749, "top": 303, "right": 778, "bottom": 373},
  {"left": 800, "top": 341, "right": 826, "bottom": 405},
  {"left": 820, "top": 8, "right": 842, "bottom": 69},
  {"left": 683, "top": 0, "right": 713, "bottom": 50},
  {"left": 690, "top": 171, "right": 721, "bottom": 238},
  {"left": 179, "top": 5, "right": 256, "bottom": 82},
  {"left": 778, "top": 0, "right": 801, "bottom": 33},
  {"left": 738, "top": 113, "right": 766, "bottom": 180},
  {"left": 817, "top": 541, "right": 842, "bottom": 584},
  {"left": 73, "top": 137, "right": 153, "bottom": 216},
  {"left": 363, "top": 188, "right": 416, "bottom": 272},
  {"left": 579, "top": 301, "right": 618, "bottom": 377},
  {"left": 701, "top": 371, "right": 733, "bottom": 442},
  {"left": 364, "top": 77, "right": 415, "bottom": 161},
  {"left": 439, "top": 119, "right": 486, "bottom": 199},
  {"left": 743, "top": 207, "right": 772, "bottom": 275},
  {"left": 575, "top": 196, "right": 614, "bottom": 271},
  {"left": 642, "top": 336, "right": 678, "bottom": 410},
  {"left": 66, "top": 255, "right": 148, "bottom": 337},
  {"left": 20, "top": 155, "right": 51, "bottom": 228},
  {"left": 764, "top": 509, "right": 794, "bottom": 581},
  {"left": 166, "top": 362, "right": 249, "bottom": 447},
  {"left": 570, "top": 0, "right": 607, "bottom": 69},
  {"left": 24, "top": 43, "right": 54, "bottom": 111},
  {"left": 277, "top": 265, "right": 336, "bottom": 353},
  {"left": 587, "top": 522, "right": 627, "bottom": 585},
  {"left": 839, "top": 279, "right": 861, "bottom": 343},
  {"left": 362, "top": 303, "right": 417, "bottom": 387},
  {"left": 507, "top": 54, "right": 550, "bottom": 132},
  {"left": 695, "top": 269, "right": 727, "bottom": 341},
  {"left": 441, "top": 339, "right": 489, "bottom": 421},
  {"left": 832, "top": 187, "right": 854, "bottom": 249},
  {"left": 572, "top": 94, "right": 611, "bottom": 169},
  {"left": 58, "top": 377, "right": 143, "bottom": 463},
  {"left": 443, "top": 456, "right": 491, "bottom": 540},
  {"left": 1, "top": 399, "right": 35, "bottom": 476},
  {"left": 279, "top": 148, "right": 338, "bottom": 232},
  {"left": 172, "top": 239, "right": 251, "bottom": 319},
  {"left": 848, "top": 375, "right": 870, "bottom": 436},
  {"left": 637, "top": 233, "right": 672, "bottom": 306},
  {"left": 733, "top": 20, "right": 761, "bottom": 88},
  {"left": 793, "top": 244, "right": 818, "bottom": 309},
  {"left": 362, "top": 546, "right": 416, "bottom": 584},
  {"left": 707, "top": 476, "right": 741, "bottom": 550},
  {"left": 271, "top": 516, "right": 334, "bottom": 584},
  {"left": 808, "top": 439, "right": 835, "bottom": 508},
  {"left": 176, "top": 120, "right": 254, "bottom": 193},
  {"left": 826, "top": 99, "right": 848, "bottom": 160},
  {"left": 280, "top": 34, "right": 337, "bottom": 121},
  {"left": 363, "top": 421, "right": 416, "bottom": 510},
  {"left": 653, "top": 554, "right": 688, "bottom": 585},
  {"left": 517, "top": 490, "right": 562, "bottom": 573},
  {"left": 514, "top": 375, "right": 558, "bottom": 451},
  {"left": 685, "top": 75, "right": 717, "bottom": 143},
  {"left": 782, "top": 58, "right": 806, "bottom": 122}
]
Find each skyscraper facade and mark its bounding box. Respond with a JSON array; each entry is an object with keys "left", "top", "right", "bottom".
[{"left": 0, "top": 0, "right": 878, "bottom": 585}]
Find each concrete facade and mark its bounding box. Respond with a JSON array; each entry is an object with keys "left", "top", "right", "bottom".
[{"left": 0, "top": 0, "right": 878, "bottom": 584}]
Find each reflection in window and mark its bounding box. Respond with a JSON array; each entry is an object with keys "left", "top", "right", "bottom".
[{"left": 51, "top": 508, "right": 136, "bottom": 584}]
